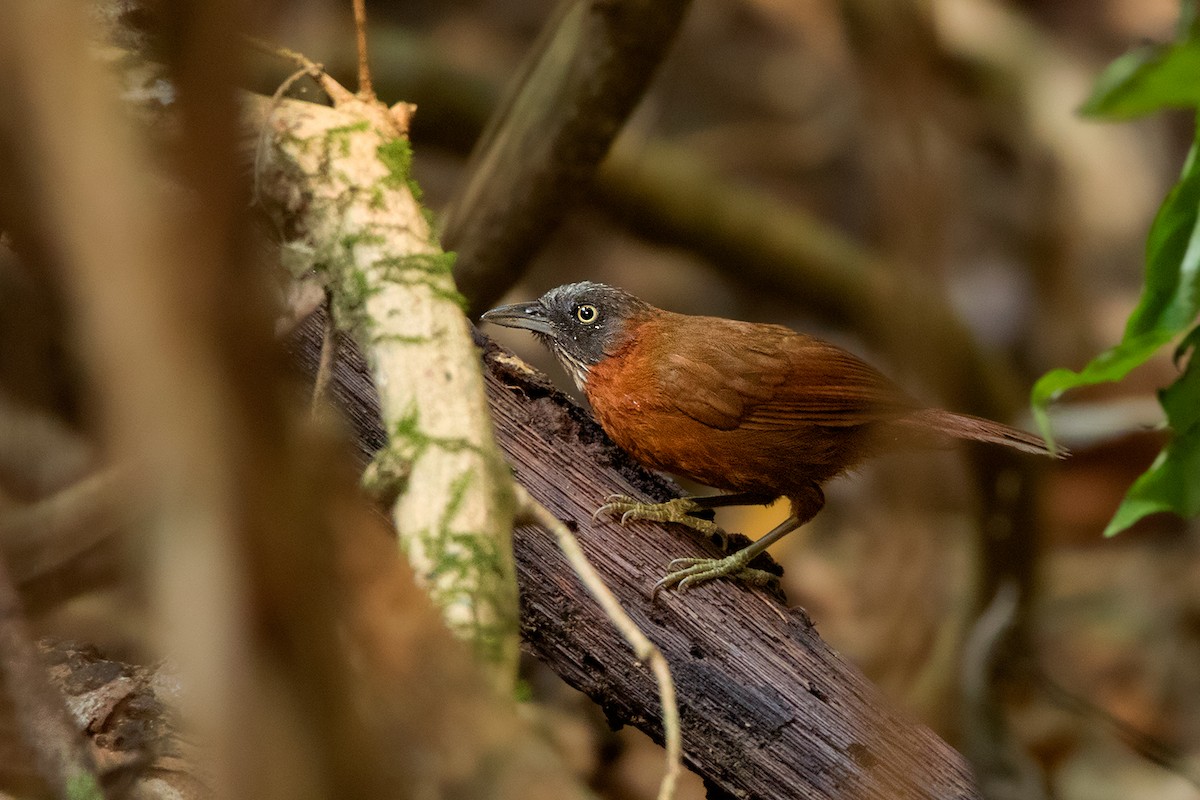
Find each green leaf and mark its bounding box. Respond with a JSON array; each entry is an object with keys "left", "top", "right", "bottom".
[
  {"left": 1105, "top": 422, "right": 1200, "bottom": 535},
  {"left": 1031, "top": 329, "right": 1175, "bottom": 447},
  {"left": 1031, "top": 331, "right": 1175, "bottom": 407},
  {"left": 1105, "top": 325, "right": 1200, "bottom": 535},
  {"left": 1032, "top": 133, "right": 1200, "bottom": 443},
  {"left": 1126, "top": 137, "right": 1200, "bottom": 337},
  {"left": 1104, "top": 429, "right": 1200, "bottom": 534},
  {"left": 1035, "top": 11, "right": 1200, "bottom": 534},
  {"left": 1082, "top": 39, "right": 1200, "bottom": 119},
  {"left": 1164, "top": 326, "right": 1200, "bottom": 429}
]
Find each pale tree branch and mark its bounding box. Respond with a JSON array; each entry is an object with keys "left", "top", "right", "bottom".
[
  {"left": 247, "top": 84, "right": 521, "bottom": 688},
  {"left": 514, "top": 485, "right": 681, "bottom": 800}
]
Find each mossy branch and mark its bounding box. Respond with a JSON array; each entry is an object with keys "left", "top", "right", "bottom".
[{"left": 246, "top": 88, "right": 519, "bottom": 689}]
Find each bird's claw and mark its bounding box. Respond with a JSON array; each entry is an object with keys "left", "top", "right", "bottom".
[
  {"left": 593, "top": 495, "right": 726, "bottom": 547},
  {"left": 592, "top": 494, "right": 637, "bottom": 521},
  {"left": 651, "top": 553, "right": 777, "bottom": 598}
]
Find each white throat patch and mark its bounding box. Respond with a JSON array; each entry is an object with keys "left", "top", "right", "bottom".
[{"left": 552, "top": 346, "right": 591, "bottom": 392}]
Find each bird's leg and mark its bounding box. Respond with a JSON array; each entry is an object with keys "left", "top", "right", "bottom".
[
  {"left": 594, "top": 492, "right": 773, "bottom": 549},
  {"left": 653, "top": 484, "right": 824, "bottom": 595}
]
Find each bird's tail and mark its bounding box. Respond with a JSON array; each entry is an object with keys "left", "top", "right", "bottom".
[{"left": 906, "top": 408, "right": 1067, "bottom": 458}]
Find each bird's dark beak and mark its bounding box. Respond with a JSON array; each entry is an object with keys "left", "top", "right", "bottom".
[{"left": 479, "top": 301, "right": 556, "bottom": 336}]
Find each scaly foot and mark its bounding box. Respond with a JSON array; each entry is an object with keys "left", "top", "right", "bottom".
[
  {"left": 652, "top": 552, "right": 778, "bottom": 596},
  {"left": 594, "top": 494, "right": 727, "bottom": 548}
]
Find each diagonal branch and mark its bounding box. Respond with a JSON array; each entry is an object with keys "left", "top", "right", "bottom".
[
  {"left": 442, "top": 0, "right": 695, "bottom": 315},
  {"left": 515, "top": 486, "right": 682, "bottom": 800}
]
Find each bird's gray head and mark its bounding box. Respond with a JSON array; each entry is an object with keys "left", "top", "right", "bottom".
[{"left": 480, "top": 282, "right": 652, "bottom": 390}]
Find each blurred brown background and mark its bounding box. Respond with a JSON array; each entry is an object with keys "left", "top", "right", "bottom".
[
  {"left": 257, "top": 1, "right": 1200, "bottom": 797},
  {"left": 15, "top": 0, "right": 1190, "bottom": 797}
]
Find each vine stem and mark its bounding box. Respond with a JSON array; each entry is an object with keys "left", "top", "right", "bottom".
[{"left": 514, "top": 484, "right": 681, "bottom": 800}]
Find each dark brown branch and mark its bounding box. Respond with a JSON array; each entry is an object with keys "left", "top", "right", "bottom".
[
  {"left": 442, "top": 0, "right": 694, "bottom": 315},
  {"left": 960, "top": 582, "right": 1047, "bottom": 800},
  {"left": 294, "top": 311, "right": 982, "bottom": 799}
]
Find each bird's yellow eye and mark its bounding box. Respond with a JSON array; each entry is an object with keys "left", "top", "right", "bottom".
[{"left": 574, "top": 304, "right": 599, "bottom": 324}]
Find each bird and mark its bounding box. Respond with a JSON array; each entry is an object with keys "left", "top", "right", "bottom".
[{"left": 481, "top": 281, "right": 1060, "bottom": 593}]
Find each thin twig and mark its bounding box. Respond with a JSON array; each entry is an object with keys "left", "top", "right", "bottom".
[
  {"left": 311, "top": 293, "right": 337, "bottom": 414},
  {"left": 243, "top": 35, "right": 354, "bottom": 104},
  {"left": 352, "top": 0, "right": 374, "bottom": 99},
  {"left": 253, "top": 64, "right": 317, "bottom": 207},
  {"left": 514, "top": 484, "right": 680, "bottom": 800}
]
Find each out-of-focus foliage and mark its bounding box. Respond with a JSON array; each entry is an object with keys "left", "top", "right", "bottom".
[
  {"left": 1034, "top": 0, "right": 1200, "bottom": 536},
  {"left": 1080, "top": 43, "right": 1200, "bottom": 118}
]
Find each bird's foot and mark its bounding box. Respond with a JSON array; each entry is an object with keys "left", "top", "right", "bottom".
[
  {"left": 594, "top": 494, "right": 727, "bottom": 549},
  {"left": 652, "top": 551, "right": 777, "bottom": 596}
]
